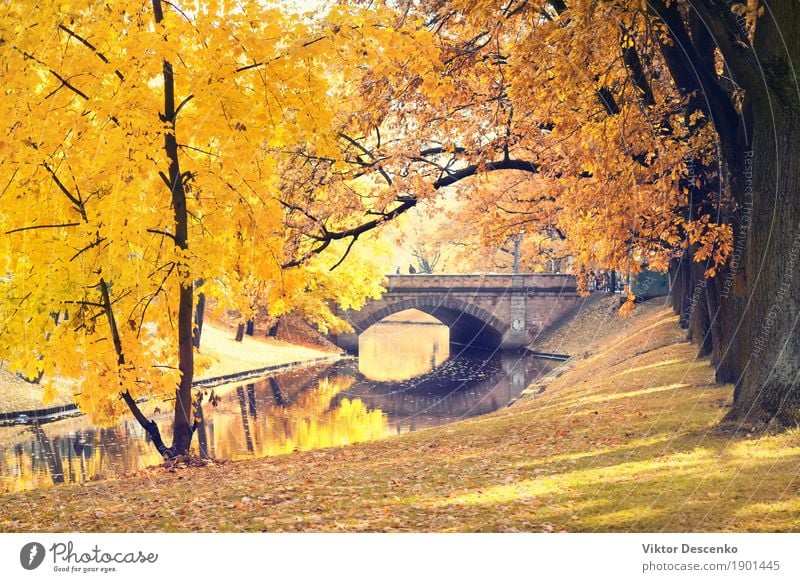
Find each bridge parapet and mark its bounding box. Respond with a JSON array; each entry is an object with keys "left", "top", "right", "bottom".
[{"left": 385, "top": 273, "right": 576, "bottom": 293}]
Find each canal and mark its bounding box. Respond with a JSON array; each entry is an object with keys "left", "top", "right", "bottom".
[{"left": 0, "top": 310, "right": 559, "bottom": 493}]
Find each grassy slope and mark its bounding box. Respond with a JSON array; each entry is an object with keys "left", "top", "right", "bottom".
[
  {"left": 2, "top": 301, "right": 799, "bottom": 532},
  {"left": 0, "top": 324, "right": 334, "bottom": 414},
  {"left": 0, "top": 368, "right": 76, "bottom": 415},
  {"left": 196, "top": 324, "right": 334, "bottom": 380}
]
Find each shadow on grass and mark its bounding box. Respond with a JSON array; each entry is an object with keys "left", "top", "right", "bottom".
[{"left": 381, "top": 427, "right": 800, "bottom": 532}]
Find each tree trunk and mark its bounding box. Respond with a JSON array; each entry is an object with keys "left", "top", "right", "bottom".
[
  {"left": 194, "top": 400, "right": 209, "bottom": 459},
  {"left": 245, "top": 318, "right": 255, "bottom": 336},
  {"left": 121, "top": 390, "right": 174, "bottom": 458},
  {"left": 672, "top": 253, "right": 693, "bottom": 329},
  {"left": 683, "top": 261, "right": 694, "bottom": 337},
  {"left": 726, "top": 2, "right": 800, "bottom": 425},
  {"left": 235, "top": 323, "right": 245, "bottom": 342},
  {"left": 728, "top": 115, "right": 800, "bottom": 424},
  {"left": 668, "top": 259, "right": 683, "bottom": 315},
  {"left": 193, "top": 284, "right": 205, "bottom": 349},
  {"left": 172, "top": 282, "right": 195, "bottom": 454},
  {"left": 687, "top": 260, "right": 712, "bottom": 357},
  {"left": 706, "top": 269, "right": 743, "bottom": 385},
  {"left": 153, "top": 0, "right": 194, "bottom": 455}
]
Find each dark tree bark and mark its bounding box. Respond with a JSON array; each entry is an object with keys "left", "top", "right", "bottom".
[
  {"left": 641, "top": 1, "right": 764, "bottom": 399},
  {"left": 668, "top": 259, "right": 684, "bottom": 316},
  {"left": 235, "top": 323, "right": 245, "bottom": 342},
  {"left": 194, "top": 399, "right": 209, "bottom": 459},
  {"left": 245, "top": 318, "right": 255, "bottom": 336},
  {"left": 192, "top": 282, "right": 205, "bottom": 349},
  {"left": 121, "top": 390, "right": 174, "bottom": 458},
  {"left": 672, "top": 254, "right": 693, "bottom": 329},
  {"left": 701, "top": 273, "right": 737, "bottom": 376},
  {"left": 689, "top": 0, "right": 800, "bottom": 425},
  {"left": 99, "top": 274, "right": 176, "bottom": 459},
  {"left": 687, "top": 261, "right": 713, "bottom": 357},
  {"left": 153, "top": 0, "right": 194, "bottom": 454},
  {"left": 728, "top": 107, "right": 800, "bottom": 423}
]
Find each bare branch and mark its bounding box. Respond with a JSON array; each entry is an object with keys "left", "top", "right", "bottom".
[
  {"left": 338, "top": 132, "right": 393, "bottom": 186},
  {"left": 70, "top": 236, "right": 107, "bottom": 261},
  {"left": 329, "top": 235, "right": 359, "bottom": 271},
  {"left": 42, "top": 163, "right": 87, "bottom": 221},
  {"left": 174, "top": 94, "right": 194, "bottom": 118},
  {"left": 5, "top": 222, "right": 81, "bottom": 235},
  {"left": 147, "top": 228, "right": 177, "bottom": 242}
]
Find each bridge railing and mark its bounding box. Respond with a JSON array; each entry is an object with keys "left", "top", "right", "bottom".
[{"left": 385, "top": 273, "right": 577, "bottom": 292}]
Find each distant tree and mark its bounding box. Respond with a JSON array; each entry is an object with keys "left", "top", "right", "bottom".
[{"left": 410, "top": 245, "right": 441, "bottom": 274}]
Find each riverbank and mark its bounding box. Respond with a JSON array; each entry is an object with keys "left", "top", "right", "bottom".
[
  {"left": 2, "top": 298, "right": 799, "bottom": 532},
  {"left": 0, "top": 324, "right": 338, "bottom": 417}
]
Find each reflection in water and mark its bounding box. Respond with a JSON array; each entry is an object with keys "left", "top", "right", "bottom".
[
  {"left": 236, "top": 386, "right": 254, "bottom": 453},
  {"left": 358, "top": 311, "right": 450, "bottom": 381},
  {"left": 0, "top": 421, "right": 166, "bottom": 494},
  {"left": 335, "top": 348, "right": 550, "bottom": 430},
  {"left": 0, "top": 312, "right": 557, "bottom": 493}
]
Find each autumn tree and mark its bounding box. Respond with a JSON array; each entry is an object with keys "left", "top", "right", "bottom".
[
  {"left": 0, "top": 0, "right": 440, "bottom": 456},
  {"left": 380, "top": 175, "right": 569, "bottom": 274},
  {"left": 338, "top": 0, "right": 798, "bottom": 425},
  {"left": 337, "top": 0, "right": 708, "bottom": 280}
]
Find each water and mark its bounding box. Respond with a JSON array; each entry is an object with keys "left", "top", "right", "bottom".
[{"left": 0, "top": 312, "right": 559, "bottom": 493}]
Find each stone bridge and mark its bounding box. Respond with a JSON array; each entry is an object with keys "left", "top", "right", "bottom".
[{"left": 332, "top": 274, "right": 582, "bottom": 353}]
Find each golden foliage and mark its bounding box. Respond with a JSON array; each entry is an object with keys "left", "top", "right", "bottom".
[{"left": 0, "top": 0, "right": 437, "bottom": 423}]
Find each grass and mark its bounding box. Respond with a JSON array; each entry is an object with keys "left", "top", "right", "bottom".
[
  {"left": 1, "top": 299, "right": 799, "bottom": 532},
  {"left": 0, "top": 323, "right": 335, "bottom": 415},
  {"left": 0, "top": 369, "right": 75, "bottom": 415},
  {"left": 196, "top": 323, "right": 335, "bottom": 380}
]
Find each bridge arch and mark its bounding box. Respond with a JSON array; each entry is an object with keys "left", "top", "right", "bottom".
[{"left": 352, "top": 296, "right": 509, "bottom": 349}]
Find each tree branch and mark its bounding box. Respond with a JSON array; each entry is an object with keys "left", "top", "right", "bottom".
[
  {"left": 5, "top": 222, "right": 80, "bottom": 235},
  {"left": 58, "top": 24, "right": 125, "bottom": 80},
  {"left": 338, "top": 132, "right": 393, "bottom": 186},
  {"left": 328, "top": 235, "right": 359, "bottom": 271},
  {"left": 648, "top": 0, "right": 740, "bottom": 141},
  {"left": 687, "top": 0, "right": 765, "bottom": 100},
  {"left": 120, "top": 390, "right": 174, "bottom": 459},
  {"left": 42, "top": 163, "right": 88, "bottom": 221},
  {"left": 70, "top": 236, "right": 107, "bottom": 261},
  {"left": 281, "top": 197, "right": 417, "bottom": 268},
  {"left": 433, "top": 158, "right": 539, "bottom": 189},
  {"left": 174, "top": 94, "right": 194, "bottom": 119},
  {"left": 147, "top": 228, "right": 177, "bottom": 242}
]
